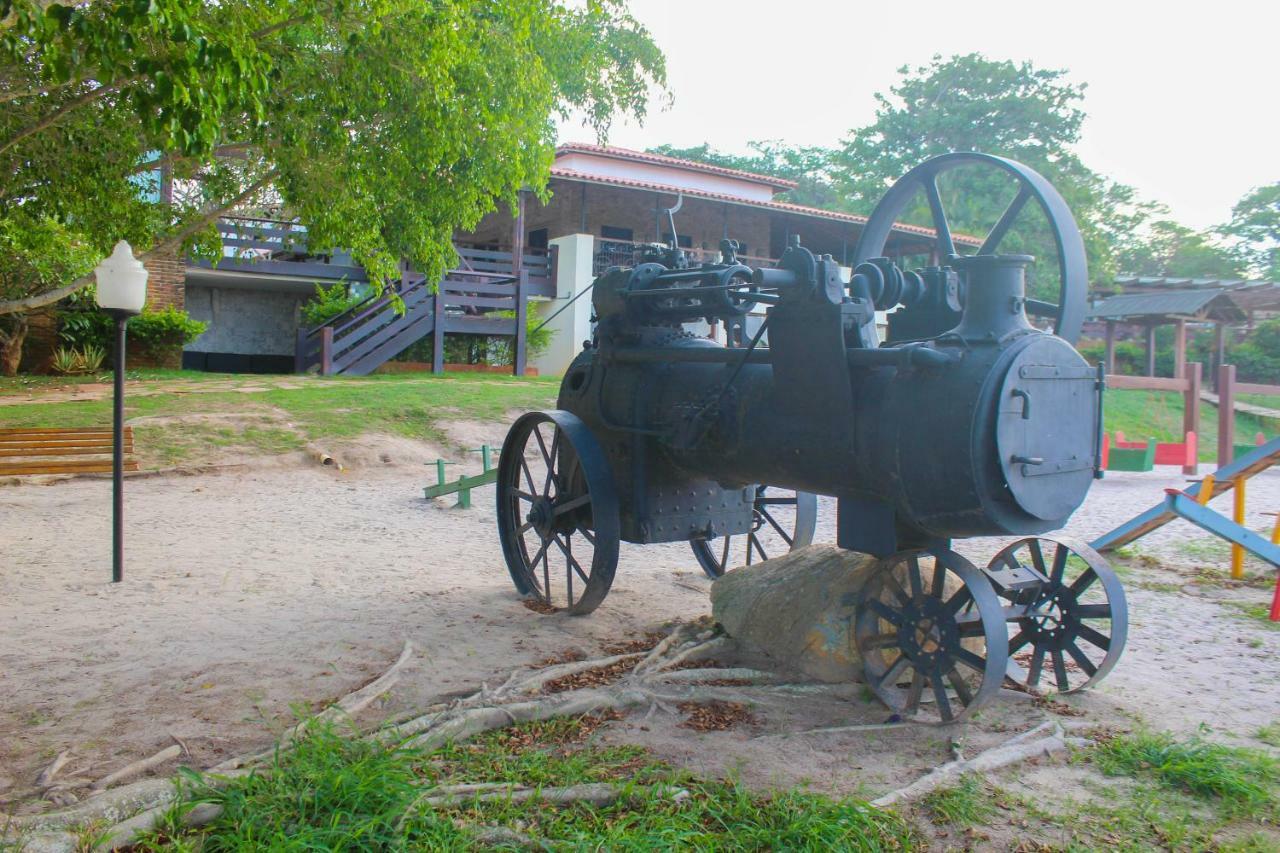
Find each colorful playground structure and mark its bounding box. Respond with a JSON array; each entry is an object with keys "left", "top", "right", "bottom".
[{"left": 1092, "top": 436, "right": 1280, "bottom": 621}]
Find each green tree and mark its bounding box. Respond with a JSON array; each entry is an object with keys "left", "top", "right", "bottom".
[
  {"left": 647, "top": 140, "right": 839, "bottom": 209},
  {"left": 1221, "top": 182, "right": 1280, "bottom": 280},
  {"left": 0, "top": 0, "right": 664, "bottom": 363},
  {"left": 830, "top": 53, "right": 1145, "bottom": 294},
  {"left": 1113, "top": 218, "right": 1242, "bottom": 279}
]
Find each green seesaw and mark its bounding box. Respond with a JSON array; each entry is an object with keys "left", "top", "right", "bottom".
[{"left": 423, "top": 444, "right": 497, "bottom": 508}]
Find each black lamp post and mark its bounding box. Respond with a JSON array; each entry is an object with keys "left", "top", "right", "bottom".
[{"left": 93, "top": 242, "right": 148, "bottom": 583}]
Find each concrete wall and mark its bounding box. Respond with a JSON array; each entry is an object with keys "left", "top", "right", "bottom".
[
  {"left": 531, "top": 234, "right": 595, "bottom": 377},
  {"left": 185, "top": 285, "right": 303, "bottom": 356}
]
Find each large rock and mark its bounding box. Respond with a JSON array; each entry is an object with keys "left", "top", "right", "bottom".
[{"left": 710, "top": 545, "right": 879, "bottom": 683}]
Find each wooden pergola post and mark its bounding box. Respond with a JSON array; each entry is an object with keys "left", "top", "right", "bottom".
[
  {"left": 1218, "top": 363, "right": 1236, "bottom": 466},
  {"left": 1173, "top": 318, "right": 1187, "bottom": 379},
  {"left": 1183, "top": 361, "right": 1202, "bottom": 475},
  {"left": 1213, "top": 322, "right": 1227, "bottom": 390},
  {"left": 1104, "top": 321, "right": 1116, "bottom": 374},
  {"left": 1145, "top": 324, "right": 1157, "bottom": 377}
]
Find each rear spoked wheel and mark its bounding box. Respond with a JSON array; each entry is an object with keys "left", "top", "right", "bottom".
[
  {"left": 689, "top": 486, "right": 817, "bottom": 579},
  {"left": 988, "top": 536, "right": 1127, "bottom": 693},
  {"left": 854, "top": 549, "right": 1008, "bottom": 724},
  {"left": 496, "top": 411, "right": 619, "bottom": 615}
]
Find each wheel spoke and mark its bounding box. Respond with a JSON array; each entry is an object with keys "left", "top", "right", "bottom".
[
  {"left": 930, "top": 561, "right": 947, "bottom": 598},
  {"left": 948, "top": 667, "right": 974, "bottom": 706},
  {"left": 758, "top": 508, "right": 793, "bottom": 545},
  {"left": 1028, "top": 540, "right": 1047, "bottom": 577},
  {"left": 720, "top": 535, "right": 732, "bottom": 573},
  {"left": 907, "top": 556, "right": 923, "bottom": 598},
  {"left": 513, "top": 489, "right": 537, "bottom": 503},
  {"left": 1027, "top": 646, "right": 1047, "bottom": 686},
  {"left": 863, "top": 632, "right": 901, "bottom": 651},
  {"left": 554, "top": 534, "right": 590, "bottom": 585},
  {"left": 923, "top": 175, "right": 956, "bottom": 258},
  {"left": 1076, "top": 623, "right": 1111, "bottom": 651},
  {"left": 518, "top": 456, "right": 538, "bottom": 495},
  {"left": 518, "top": 519, "right": 535, "bottom": 534},
  {"left": 543, "top": 428, "right": 561, "bottom": 496},
  {"left": 905, "top": 670, "right": 925, "bottom": 712},
  {"left": 954, "top": 646, "right": 987, "bottom": 673},
  {"left": 877, "top": 654, "right": 911, "bottom": 690},
  {"left": 1051, "top": 543, "right": 1068, "bottom": 584},
  {"left": 552, "top": 493, "right": 591, "bottom": 516},
  {"left": 867, "top": 597, "right": 906, "bottom": 627},
  {"left": 1072, "top": 603, "right": 1111, "bottom": 619},
  {"left": 932, "top": 677, "right": 954, "bottom": 722},
  {"left": 1070, "top": 570, "right": 1099, "bottom": 595},
  {"left": 978, "top": 186, "right": 1032, "bottom": 255},
  {"left": 885, "top": 576, "right": 911, "bottom": 606},
  {"left": 578, "top": 527, "right": 597, "bottom": 546},
  {"left": 1065, "top": 641, "right": 1098, "bottom": 677},
  {"left": 1009, "top": 628, "right": 1032, "bottom": 654},
  {"left": 957, "top": 620, "right": 988, "bottom": 638},
  {"left": 1052, "top": 650, "right": 1070, "bottom": 692},
  {"left": 750, "top": 532, "right": 769, "bottom": 562},
  {"left": 541, "top": 543, "right": 551, "bottom": 601},
  {"left": 532, "top": 423, "right": 553, "bottom": 470},
  {"left": 944, "top": 585, "right": 973, "bottom": 615},
  {"left": 756, "top": 497, "right": 799, "bottom": 506}
]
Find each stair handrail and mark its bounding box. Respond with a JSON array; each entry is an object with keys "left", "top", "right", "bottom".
[{"left": 303, "top": 274, "right": 429, "bottom": 340}]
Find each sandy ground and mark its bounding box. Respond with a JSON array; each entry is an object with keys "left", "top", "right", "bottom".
[{"left": 2, "top": 437, "right": 1279, "bottom": 815}]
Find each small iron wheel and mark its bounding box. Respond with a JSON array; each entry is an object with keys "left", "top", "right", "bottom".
[
  {"left": 689, "top": 486, "right": 817, "bottom": 579},
  {"left": 496, "top": 411, "right": 620, "bottom": 615},
  {"left": 989, "top": 536, "right": 1128, "bottom": 694},
  {"left": 854, "top": 549, "right": 1009, "bottom": 724}
]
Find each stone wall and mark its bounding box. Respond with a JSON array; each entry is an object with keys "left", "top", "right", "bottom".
[{"left": 185, "top": 285, "right": 304, "bottom": 357}]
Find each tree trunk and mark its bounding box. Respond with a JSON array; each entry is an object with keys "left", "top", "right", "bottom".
[{"left": 0, "top": 313, "right": 29, "bottom": 376}]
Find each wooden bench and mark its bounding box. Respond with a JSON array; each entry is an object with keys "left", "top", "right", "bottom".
[{"left": 0, "top": 427, "right": 138, "bottom": 476}]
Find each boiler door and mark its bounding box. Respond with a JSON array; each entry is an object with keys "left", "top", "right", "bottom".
[{"left": 995, "top": 336, "right": 1099, "bottom": 522}]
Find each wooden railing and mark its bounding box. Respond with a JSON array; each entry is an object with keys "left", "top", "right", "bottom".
[
  {"left": 295, "top": 268, "right": 531, "bottom": 376},
  {"left": 203, "top": 219, "right": 555, "bottom": 295}
]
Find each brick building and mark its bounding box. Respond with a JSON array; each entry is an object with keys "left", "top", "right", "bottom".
[{"left": 88, "top": 144, "right": 954, "bottom": 376}]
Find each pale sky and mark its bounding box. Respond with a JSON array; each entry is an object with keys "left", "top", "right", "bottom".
[{"left": 558, "top": 0, "right": 1278, "bottom": 232}]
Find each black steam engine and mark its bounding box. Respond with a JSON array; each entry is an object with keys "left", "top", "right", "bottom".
[{"left": 496, "top": 154, "right": 1127, "bottom": 722}]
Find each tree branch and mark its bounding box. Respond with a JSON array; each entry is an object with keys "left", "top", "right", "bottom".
[
  {"left": 0, "top": 76, "right": 139, "bottom": 156},
  {"left": 0, "top": 169, "right": 279, "bottom": 316}
]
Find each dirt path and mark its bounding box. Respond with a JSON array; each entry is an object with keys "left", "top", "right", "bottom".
[{"left": 1, "top": 455, "right": 1278, "bottom": 812}]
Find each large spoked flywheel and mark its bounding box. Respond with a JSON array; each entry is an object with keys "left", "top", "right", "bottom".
[
  {"left": 852, "top": 152, "right": 1088, "bottom": 343},
  {"left": 496, "top": 411, "right": 620, "bottom": 615}
]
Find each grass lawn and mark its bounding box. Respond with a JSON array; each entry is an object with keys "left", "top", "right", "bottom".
[
  {"left": 1, "top": 373, "right": 1274, "bottom": 469},
  {"left": 0, "top": 373, "right": 560, "bottom": 468},
  {"left": 1104, "top": 388, "right": 1274, "bottom": 461}
]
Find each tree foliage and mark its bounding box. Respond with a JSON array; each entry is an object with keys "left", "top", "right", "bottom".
[
  {"left": 1113, "top": 218, "right": 1242, "bottom": 279},
  {"left": 0, "top": 0, "right": 666, "bottom": 319},
  {"left": 647, "top": 140, "right": 839, "bottom": 209},
  {"left": 829, "top": 53, "right": 1148, "bottom": 292},
  {"left": 1221, "top": 182, "right": 1280, "bottom": 280}
]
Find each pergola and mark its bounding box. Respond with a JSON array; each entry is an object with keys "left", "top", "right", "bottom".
[{"left": 1088, "top": 279, "right": 1280, "bottom": 381}]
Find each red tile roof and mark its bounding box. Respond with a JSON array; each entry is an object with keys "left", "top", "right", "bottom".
[
  {"left": 548, "top": 167, "right": 982, "bottom": 245},
  {"left": 555, "top": 143, "right": 799, "bottom": 191}
]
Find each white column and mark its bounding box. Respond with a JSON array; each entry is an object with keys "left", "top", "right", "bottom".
[{"left": 532, "top": 234, "right": 595, "bottom": 376}]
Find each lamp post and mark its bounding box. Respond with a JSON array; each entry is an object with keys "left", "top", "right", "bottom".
[{"left": 93, "top": 242, "right": 148, "bottom": 583}]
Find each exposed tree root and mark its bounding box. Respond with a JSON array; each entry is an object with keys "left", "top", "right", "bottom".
[
  {"left": 869, "top": 721, "right": 1075, "bottom": 808},
  {"left": 92, "top": 744, "right": 181, "bottom": 792},
  {"left": 34, "top": 751, "right": 71, "bottom": 789}
]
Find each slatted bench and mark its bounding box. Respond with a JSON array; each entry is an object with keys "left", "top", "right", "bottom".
[{"left": 0, "top": 427, "right": 138, "bottom": 476}]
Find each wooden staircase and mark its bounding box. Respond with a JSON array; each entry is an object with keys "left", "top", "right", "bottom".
[{"left": 295, "top": 266, "right": 532, "bottom": 377}]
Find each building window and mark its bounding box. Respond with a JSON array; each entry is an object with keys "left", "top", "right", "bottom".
[
  {"left": 662, "top": 232, "right": 693, "bottom": 249},
  {"left": 600, "top": 225, "right": 634, "bottom": 241},
  {"left": 527, "top": 228, "right": 548, "bottom": 251}
]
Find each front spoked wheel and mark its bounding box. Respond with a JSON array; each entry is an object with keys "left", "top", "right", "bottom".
[
  {"left": 854, "top": 549, "right": 1009, "bottom": 724},
  {"left": 496, "top": 411, "right": 620, "bottom": 615},
  {"left": 988, "top": 536, "right": 1128, "bottom": 693}
]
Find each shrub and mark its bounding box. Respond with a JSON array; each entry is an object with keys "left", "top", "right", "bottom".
[
  {"left": 127, "top": 306, "right": 208, "bottom": 357},
  {"left": 57, "top": 287, "right": 116, "bottom": 352},
  {"left": 49, "top": 344, "right": 106, "bottom": 374},
  {"left": 301, "top": 281, "right": 363, "bottom": 328}
]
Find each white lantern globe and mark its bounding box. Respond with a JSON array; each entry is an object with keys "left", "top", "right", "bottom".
[{"left": 94, "top": 241, "right": 149, "bottom": 314}]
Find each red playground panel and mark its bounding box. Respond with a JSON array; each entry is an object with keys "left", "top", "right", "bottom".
[{"left": 1114, "top": 431, "right": 1197, "bottom": 469}]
